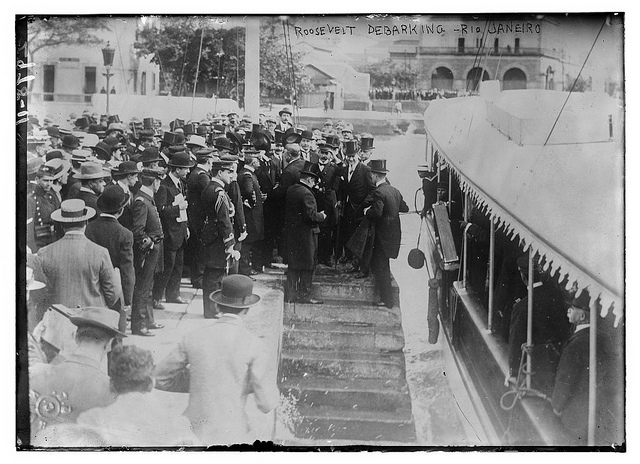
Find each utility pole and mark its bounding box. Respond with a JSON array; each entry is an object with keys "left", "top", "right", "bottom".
[{"left": 245, "top": 17, "right": 260, "bottom": 120}]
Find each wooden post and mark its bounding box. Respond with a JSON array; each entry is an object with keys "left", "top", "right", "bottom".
[
  {"left": 526, "top": 248, "right": 533, "bottom": 389},
  {"left": 488, "top": 218, "right": 495, "bottom": 331},
  {"left": 588, "top": 300, "right": 597, "bottom": 445},
  {"left": 244, "top": 17, "right": 260, "bottom": 120}
]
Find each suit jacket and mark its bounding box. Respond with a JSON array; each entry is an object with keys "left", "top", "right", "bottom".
[
  {"left": 256, "top": 157, "right": 280, "bottom": 195},
  {"left": 186, "top": 167, "right": 211, "bottom": 237},
  {"left": 316, "top": 162, "right": 341, "bottom": 227},
  {"left": 154, "top": 314, "right": 279, "bottom": 444},
  {"left": 115, "top": 182, "right": 134, "bottom": 230},
  {"left": 69, "top": 187, "right": 100, "bottom": 217},
  {"left": 86, "top": 215, "right": 135, "bottom": 307},
  {"left": 201, "top": 179, "right": 235, "bottom": 268},
  {"left": 365, "top": 182, "right": 409, "bottom": 259},
  {"left": 285, "top": 182, "right": 325, "bottom": 270},
  {"left": 155, "top": 175, "right": 188, "bottom": 250},
  {"left": 238, "top": 167, "right": 264, "bottom": 242},
  {"left": 274, "top": 158, "right": 304, "bottom": 203},
  {"left": 227, "top": 180, "right": 246, "bottom": 238},
  {"left": 33, "top": 232, "right": 119, "bottom": 309},
  {"left": 339, "top": 161, "right": 375, "bottom": 208}
]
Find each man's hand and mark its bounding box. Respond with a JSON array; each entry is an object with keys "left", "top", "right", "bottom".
[
  {"left": 318, "top": 211, "right": 327, "bottom": 222},
  {"left": 179, "top": 200, "right": 188, "bottom": 210},
  {"left": 238, "top": 231, "right": 248, "bottom": 242},
  {"left": 226, "top": 247, "right": 241, "bottom": 261},
  {"left": 364, "top": 206, "right": 371, "bottom": 215}
]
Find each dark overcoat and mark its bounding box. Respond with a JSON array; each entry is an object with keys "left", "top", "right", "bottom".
[
  {"left": 285, "top": 182, "right": 325, "bottom": 270},
  {"left": 155, "top": 175, "right": 188, "bottom": 250},
  {"left": 365, "top": 182, "right": 409, "bottom": 259},
  {"left": 70, "top": 188, "right": 100, "bottom": 216},
  {"left": 201, "top": 179, "right": 235, "bottom": 269},
  {"left": 186, "top": 167, "right": 211, "bottom": 237},
  {"left": 238, "top": 167, "right": 264, "bottom": 243},
  {"left": 316, "top": 162, "right": 341, "bottom": 227}
]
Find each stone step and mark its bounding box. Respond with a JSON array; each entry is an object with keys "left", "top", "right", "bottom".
[
  {"left": 280, "top": 349, "right": 406, "bottom": 380},
  {"left": 284, "top": 300, "right": 402, "bottom": 327},
  {"left": 283, "top": 321, "right": 405, "bottom": 352},
  {"left": 309, "top": 274, "right": 400, "bottom": 305},
  {"left": 280, "top": 377, "right": 411, "bottom": 412},
  {"left": 293, "top": 405, "right": 416, "bottom": 443}
]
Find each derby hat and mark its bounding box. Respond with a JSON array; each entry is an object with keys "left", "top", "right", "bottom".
[
  {"left": 168, "top": 151, "right": 196, "bottom": 168},
  {"left": 69, "top": 306, "right": 127, "bottom": 337},
  {"left": 51, "top": 199, "right": 96, "bottom": 223},
  {"left": 323, "top": 135, "right": 340, "bottom": 149},
  {"left": 113, "top": 160, "right": 140, "bottom": 177},
  {"left": 45, "top": 150, "right": 64, "bottom": 161},
  {"left": 300, "top": 130, "right": 313, "bottom": 140},
  {"left": 369, "top": 159, "right": 389, "bottom": 174},
  {"left": 92, "top": 141, "right": 112, "bottom": 161},
  {"left": 197, "top": 125, "right": 210, "bottom": 136},
  {"left": 214, "top": 137, "right": 235, "bottom": 152},
  {"left": 209, "top": 275, "right": 261, "bottom": 309},
  {"left": 284, "top": 128, "right": 302, "bottom": 145},
  {"left": 226, "top": 132, "right": 245, "bottom": 151},
  {"left": 360, "top": 136, "right": 375, "bottom": 150},
  {"left": 62, "top": 135, "right": 80, "bottom": 149},
  {"left": 279, "top": 107, "right": 292, "bottom": 117},
  {"left": 74, "top": 117, "right": 90, "bottom": 130},
  {"left": 139, "top": 147, "right": 161, "bottom": 164},
  {"left": 570, "top": 289, "right": 591, "bottom": 312},
  {"left": 344, "top": 140, "right": 359, "bottom": 156},
  {"left": 300, "top": 161, "right": 321, "bottom": 179},
  {"left": 46, "top": 126, "right": 61, "bottom": 138},
  {"left": 74, "top": 161, "right": 112, "bottom": 180},
  {"left": 186, "top": 135, "right": 207, "bottom": 148},
  {"left": 97, "top": 184, "right": 130, "bottom": 214}
]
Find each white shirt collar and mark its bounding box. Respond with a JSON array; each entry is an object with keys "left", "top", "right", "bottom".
[
  {"left": 65, "top": 230, "right": 85, "bottom": 235},
  {"left": 375, "top": 178, "right": 386, "bottom": 187},
  {"left": 211, "top": 177, "right": 225, "bottom": 188},
  {"left": 574, "top": 323, "right": 590, "bottom": 333},
  {"left": 117, "top": 180, "right": 130, "bottom": 193},
  {"left": 169, "top": 171, "right": 181, "bottom": 189},
  {"left": 140, "top": 185, "right": 155, "bottom": 197},
  {"left": 100, "top": 213, "right": 118, "bottom": 219}
]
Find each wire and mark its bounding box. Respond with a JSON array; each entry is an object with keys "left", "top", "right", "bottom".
[
  {"left": 543, "top": 17, "right": 607, "bottom": 147},
  {"left": 112, "top": 20, "right": 129, "bottom": 96},
  {"left": 191, "top": 26, "right": 205, "bottom": 120}
]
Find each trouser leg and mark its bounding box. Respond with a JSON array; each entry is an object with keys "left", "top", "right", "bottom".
[
  {"left": 152, "top": 246, "right": 178, "bottom": 301},
  {"left": 239, "top": 241, "right": 254, "bottom": 275},
  {"left": 165, "top": 246, "right": 184, "bottom": 300},
  {"left": 286, "top": 268, "right": 300, "bottom": 302},
  {"left": 132, "top": 246, "right": 160, "bottom": 332},
  {"left": 298, "top": 269, "right": 314, "bottom": 300},
  {"left": 202, "top": 267, "right": 225, "bottom": 318},
  {"left": 371, "top": 248, "right": 393, "bottom": 307}
]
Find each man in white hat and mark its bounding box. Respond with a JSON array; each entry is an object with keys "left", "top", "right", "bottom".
[
  {"left": 68, "top": 161, "right": 112, "bottom": 214},
  {"left": 155, "top": 275, "right": 279, "bottom": 445}
]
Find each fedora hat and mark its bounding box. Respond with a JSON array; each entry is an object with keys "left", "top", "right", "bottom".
[
  {"left": 74, "top": 161, "right": 112, "bottom": 180},
  {"left": 570, "top": 289, "right": 591, "bottom": 312},
  {"left": 51, "top": 199, "right": 96, "bottom": 223},
  {"left": 168, "top": 151, "right": 195, "bottom": 168},
  {"left": 47, "top": 126, "right": 61, "bottom": 138},
  {"left": 323, "top": 135, "right": 340, "bottom": 149},
  {"left": 69, "top": 306, "right": 127, "bottom": 337},
  {"left": 186, "top": 135, "right": 207, "bottom": 148},
  {"left": 279, "top": 107, "right": 292, "bottom": 116},
  {"left": 97, "top": 185, "right": 130, "bottom": 214},
  {"left": 369, "top": 159, "right": 389, "bottom": 174},
  {"left": 284, "top": 128, "right": 302, "bottom": 145},
  {"left": 300, "top": 161, "right": 321, "bottom": 179},
  {"left": 62, "top": 135, "right": 80, "bottom": 149},
  {"left": 113, "top": 160, "right": 140, "bottom": 177},
  {"left": 344, "top": 139, "right": 359, "bottom": 155},
  {"left": 209, "top": 275, "right": 261, "bottom": 309}
]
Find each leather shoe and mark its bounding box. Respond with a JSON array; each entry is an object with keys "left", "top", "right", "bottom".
[
  {"left": 166, "top": 296, "right": 188, "bottom": 304},
  {"left": 148, "top": 323, "right": 164, "bottom": 330},
  {"left": 153, "top": 300, "right": 165, "bottom": 310},
  {"left": 132, "top": 327, "right": 155, "bottom": 337},
  {"left": 298, "top": 298, "right": 324, "bottom": 304}
]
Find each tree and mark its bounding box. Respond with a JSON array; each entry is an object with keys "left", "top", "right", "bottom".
[
  {"left": 565, "top": 73, "right": 592, "bottom": 92},
  {"left": 357, "top": 58, "right": 417, "bottom": 90},
  {"left": 26, "top": 16, "right": 111, "bottom": 60}
]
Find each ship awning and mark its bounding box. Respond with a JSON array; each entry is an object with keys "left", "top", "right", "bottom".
[{"left": 424, "top": 93, "right": 624, "bottom": 324}]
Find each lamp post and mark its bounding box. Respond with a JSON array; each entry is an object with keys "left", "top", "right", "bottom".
[{"left": 101, "top": 42, "right": 115, "bottom": 115}]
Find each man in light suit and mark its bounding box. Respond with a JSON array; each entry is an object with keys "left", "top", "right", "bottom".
[{"left": 154, "top": 275, "right": 279, "bottom": 445}]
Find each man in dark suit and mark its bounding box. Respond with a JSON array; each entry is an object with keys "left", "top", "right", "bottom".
[
  {"left": 152, "top": 152, "right": 194, "bottom": 308},
  {"left": 69, "top": 161, "right": 112, "bottom": 215},
  {"left": 315, "top": 147, "right": 341, "bottom": 266},
  {"left": 238, "top": 153, "right": 264, "bottom": 275},
  {"left": 337, "top": 142, "right": 375, "bottom": 268},
  {"left": 131, "top": 168, "right": 165, "bottom": 336},
  {"left": 185, "top": 148, "right": 215, "bottom": 288},
  {"left": 364, "top": 160, "right": 409, "bottom": 308},
  {"left": 86, "top": 185, "right": 136, "bottom": 334},
  {"left": 285, "top": 162, "right": 327, "bottom": 304},
  {"left": 200, "top": 159, "right": 239, "bottom": 318},
  {"left": 110, "top": 161, "right": 140, "bottom": 230},
  {"left": 506, "top": 255, "right": 571, "bottom": 393},
  {"left": 275, "top": 107, "right": 293, "bottom": 133}
]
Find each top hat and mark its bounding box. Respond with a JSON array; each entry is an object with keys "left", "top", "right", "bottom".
[
  {"left": 197, "top": 125, "right": 210, "bottom": 136},
  {"left": 162, "top": 132, "right": 182, "bottom": 147},
  {"left": 107, "top": 115, "right": 121, "bottom": 125},
  {"left": 212, "top": 124, "right": 226, "bottom": 134},
  {"left": 360, "top": 136, "right": 375, "bottom": 150},
  {"left": 251, "top": 129, "right": 273, "bottom": 152},
  {"left": 226, "top": 132, "right": 245, "bottom": 151},
  {"left": 113, "top": 161, "right": 140, "bottom": 177},
  {"left": 74, "top": 117, "right": 90, "bottom": 129},
  {"left": 74, "top": 161, "right": 112, "bottom": 180},
  {"left": 97, "top": 184, "right": 130, "bottom": 214},
  {"left": 300, "top": 161, "right": 321, "bottom": 179},
  {"left": 143, "top": 118, "right": 154, "bottom": 130},
  {"left": 251, "top": 123, "right": 262, "bottom": 134},
  {"left": 323, "top": 135, "right": 340, "bottom": 149},
  {"left": 69, "top": 306, "right": 127, "bottom": 337},
  {"left": 209, "top": 275, "right": 261, "bottom": 309},
  {"left": 283, "top": 128, "right": 302, "bottom": 145},
  {"left": 344, "top": 140, "right": 359, "bottom": 156},
  {"left": 168, "top": 151, "right": 196, "bottom": 168},
  {"left": 215, "top": 137, "right": 235, "bottom": 153},
  {"left": 570, "top": 289, "right": 591, "bottom": 312},
  {"left": 51, "top": 199, "right": 96, "bottom": 223},
  {"left": 139, "top": 147, "right": 161, "bottom": 164},
  {"left": 62, "top": 135, "right": 80, "bottom": 149},
  {"left": 368, "top": 159, "right": 389, "bottom": 174},
  {"left": 274, "top": 130, "right": 285, "bottom": 146},
  {"left": 186, "top": 135, "right": 207, "bottom": 148},
  {"left": 279, "top": 107, "right": 292, "bottom": 117},
  {"left": 169, "top": 119, "right": 185, "bottom": 132},
  {"left": 183, "top": 123, "right": 197, "bottom": 136}
]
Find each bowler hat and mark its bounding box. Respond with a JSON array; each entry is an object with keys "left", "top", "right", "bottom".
[
  {"left": 69, "top": 306, "right": 127, "bottom": 337},
  {"left": 214, "top": 137, "right": 235, "bottom": 152},
  {"left": 51, "top": 199, "right": 96, "bottom": 223},
  {"left": 186, "top": 135, "right": 207, "bottom": 148},
  {"left": 168, "top": 151, "right": 195, "bottom": 168},
  {"left": 113, "top": 161, "right": 140, "bottom": 177},
  {"left": 300, "top": 161, "right": 321, "bottom": 179},
  {"left": 197, "top": 125, "right": 209, "bottom": 136},
  {"left": 279, "top": 107, "right": 292, "bottom": 116},
  {"left": 369, "top": 159, "right": 389, "bottom": 174},
  {"left": 74, "top": 161, "right": 112, "bottom": 180},
  {"left": 300, "top": 130, "right": 313, "bottom": 140},
  {"left": 209, "top": 275, "right": 261, "bottom": 309},
  {"left": 344, "top": 140, "right": 359, "bottom": 156},
  {"left": 139, "top": 147, "right": 161, "bottom": 164},
  {"left": 97, "top": 185, "right": 130, "bottom": 214},
  {"left": 74, "top": 117, "right": 90, "bottom": 129},
  {"left": 92, "top": 141, "right": 112, "bottom": 161},
  {"left": 570, "top": 289, "right": 591, "bottom": 312},
  {"left": 62, "top": 135, "right": 80, "bottom": 149},
  {"left": 360, "top": 136, "right": 375, "bottom": 150},
  {"left": 284, "top": 128, "right": 302, "bottom": 145},
  {"left": 45, "top": 150, "right": 64, "bottom": 161}
]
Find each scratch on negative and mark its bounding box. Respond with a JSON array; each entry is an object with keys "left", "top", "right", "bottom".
[{"left": 452, "top": 393, "right": 482, "bottom": 443}]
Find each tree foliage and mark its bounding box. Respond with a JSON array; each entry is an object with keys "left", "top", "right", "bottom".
[
  {"left": 26, "top": 16, "right": 111, "bottom": 59},
  {"left": 357, "top": 58, "right": 417, "bottom": 89}
]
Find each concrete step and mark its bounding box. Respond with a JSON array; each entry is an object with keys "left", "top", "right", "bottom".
[
  {"left": 293, "top": 405, "right": 416, "bottom": 443},
  {"left": 284, "top": 299, "right": 402, "bottom": 327},
  {"left": 310, "top": 274, "right": 400, "bottom": 305},
  {"left": 280, "top": 349, "right": 406, "bottom": 380},
  {"left": 280, "top": 377, "right": 411, "bottom": 412},
  {"left": 283, "top": 321, "right": 405, "bottom": 352}
]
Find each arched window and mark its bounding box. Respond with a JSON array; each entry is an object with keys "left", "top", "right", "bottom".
[
  {"left": 431, "top": 67, "right": 454, "bottom": 90},
  {"left": 466, "top": 67, "right": 490, "bottom": 92},
  {"left": 503, "top": 68, "right": 527, "bottom": 90}
]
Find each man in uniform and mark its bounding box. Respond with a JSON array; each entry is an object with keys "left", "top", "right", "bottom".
[
  {"left": 152, "top": 152, "right": 193, "bottom": 308},
  {"left": 364, "top": 160, "right": 409, "bottom": 308},
  {"left": 27, "top": 164, "right": 63, "bottom": 252},
  {"left": 237, "top": 152, "right": 264, "bottom": 275},
  {"left": 285, "top": 162, "right": 327, "bottom": 304},
  {"left": 200, "top": 159, "right": 240, "bottom": 318},
  {"left": 130, "top": 167, "right": 165, "bottom": 337}
]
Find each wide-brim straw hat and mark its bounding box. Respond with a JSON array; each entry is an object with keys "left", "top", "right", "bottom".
[
  {"left": 51, "top": 199, "right": 96, "bottom": 223},
  {"left": 69, "top": 306, "right": 127, "bottom": 337}
]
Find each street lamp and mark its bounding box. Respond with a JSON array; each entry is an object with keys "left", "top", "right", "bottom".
[{"left": 101, "top": 42, "right": 115, "bottom": 115}]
